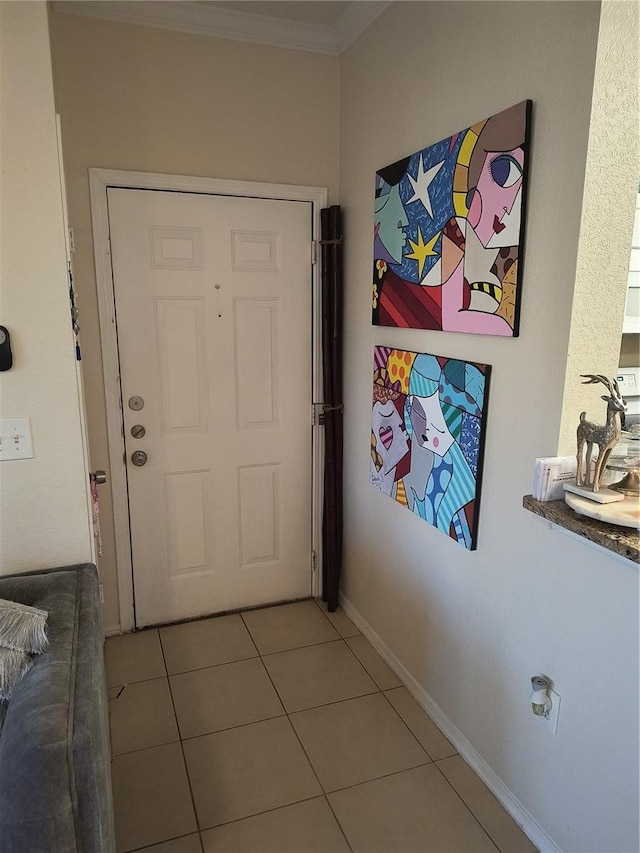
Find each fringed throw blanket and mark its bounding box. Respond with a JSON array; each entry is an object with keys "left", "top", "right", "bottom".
[
  {"left": 0, "top": 648, "right": 33, "bottom": 702},
  {"left": 0, "top": 598, "right": 49, "bottom": 706},
  {"left": 0, "top": 598, "right": 49, "bottom": 653}
]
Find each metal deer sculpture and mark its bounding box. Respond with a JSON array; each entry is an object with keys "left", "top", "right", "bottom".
[{"left": 576, "top": 375, "right": 627, "bottom": 492}]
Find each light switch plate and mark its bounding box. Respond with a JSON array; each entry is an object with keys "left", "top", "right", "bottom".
[{"left": 0, "top": 418, "right": 34, "bottom": 460}]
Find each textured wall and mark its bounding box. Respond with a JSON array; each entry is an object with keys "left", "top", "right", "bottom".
[
  {"left": 49, "top": 12, "right": 340, "bottom": 629},
  {"left": 0, "top": 2, "right": 93, "bottom": 571},
  {"left": 339, "top": 3, "right": 639, "bottom": 850},
  {"left": 559, "top": 0, "right": 640, "bottom": 450}
]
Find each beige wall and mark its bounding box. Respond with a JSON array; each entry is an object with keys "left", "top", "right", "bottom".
[
  {"left": 44, "top": 5, "right": 639, "bottom": 847},
  {"left": 0, "top": 1, "right": 93, "bottom": 571},
  {"left": 339, "top": 2, "right": 638, "bottom": 851},
  {"left": 49, "top": 12, "right": 340, "bottom": 629}
]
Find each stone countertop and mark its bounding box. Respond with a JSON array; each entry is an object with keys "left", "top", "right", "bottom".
[{"left": 523, "top": 495, "right": 639, "bottom": 564}]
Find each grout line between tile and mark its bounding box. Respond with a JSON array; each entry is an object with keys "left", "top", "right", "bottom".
[
  {"left": 111, "top": 734, "right": 181, "bottom": 759},
  {"left": 158, "top": 630, "right": 203, "bottom": 841},
  {"left": 167, "top": 639, "right": 401, "bottom": 741},
  {"left": 106, "top": 673, "right": 167, "bottom": 691},
  {"left": 238, "top": 610, "right": 262, "bottom": 658},
  {"left": 432, "top": 760, "right": 502, "bottom": 853},
  {"left": 324, "top": 759, "right": 439, "bottom": 797},
  {"left": 313, "top": 597, "right": 349, "bottom": 634},
  {"left": 179, "top": 690, "right": 388, "bottom": 744},
  {"left": 249, "top": 634, "right": 346, "bottom": 657},
  {"left": 176, "top": 707, "right": 288, "bottom": 743},
  {"left": 284, "top": 687, "right": 382, "bottom": 719},
  {"left": 255, "top": 635, "right": 380, "bottom": 692},
  {"left": 379, "top": 686, "right": 436, "bottom": 763},
  {"left": 238, "top": 600, "right": 341, "bottom": 650},
  {"left": 197, "top": 792, "right": 330, "bottom": 834},
  {"left": 313, "top": 597, "right": 360, "bottom": 639},
  {"left": 165, "top": 651, "right": 260, "bottom": 679},
  {"left": 341, "top": 635, "right": 380, "bottom": 679},
  {"left": 253, "top": 635, "right": 434, "bottom": 853},
  {"left": 114, "top": 602, "right": 512, "bottom": 853},
  {"left": 126, "top": 831, "right": 202, "bottom": 853},
  {"left": 258, "top": 656, "right": 355, "bottom": 853},
  {"left": 323, "top": 792, "right": 355, "bottom": 853}
]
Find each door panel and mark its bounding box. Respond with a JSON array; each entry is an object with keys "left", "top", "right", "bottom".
[{"left": 108, "top": 188, "right": 313, "bottom": 626}]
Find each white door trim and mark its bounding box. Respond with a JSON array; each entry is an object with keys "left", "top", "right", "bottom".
[{"left": 89, "top": 167, "right": 327, "bottom": 633}]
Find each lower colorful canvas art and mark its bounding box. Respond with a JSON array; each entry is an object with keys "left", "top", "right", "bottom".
[{"left": 371, "top": 347, "right": 491, "bottom": 550}]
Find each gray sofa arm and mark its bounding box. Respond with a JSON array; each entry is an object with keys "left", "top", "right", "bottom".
[{"left": 0, "top": 564, "right": 115, "bottom": 853}]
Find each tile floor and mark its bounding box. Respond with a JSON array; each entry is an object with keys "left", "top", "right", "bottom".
[{"left": 105, "top": 599, "right": 537, "bottom": 853}]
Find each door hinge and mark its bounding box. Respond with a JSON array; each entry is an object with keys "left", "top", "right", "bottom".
[
  {"left": 311, "top": 551, "right": 317, "bottom": 572},
  {"left": 69, "top": 227, "right": 76, "bottom": 253},
  {"left": 311, "top": 240, "right": 317, "bottom": 265},
  {"left": 311, "top": 403, "right": 325, "bottom": 427}
]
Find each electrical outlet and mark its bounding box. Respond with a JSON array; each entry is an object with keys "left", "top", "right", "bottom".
[{"left": 542, "top": 688, "right": 561, "bottom": 734}]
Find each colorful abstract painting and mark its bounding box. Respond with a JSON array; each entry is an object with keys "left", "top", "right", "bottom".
[
  {"left": 371, "top": 347, "right": 491, "bottom": 550},
  {"left": 372, "top": 100, "right": 531, "bottom": 336}
]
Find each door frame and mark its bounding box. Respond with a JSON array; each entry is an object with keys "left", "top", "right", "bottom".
[{"left": 89, "top": 167, "right": 327, "bottom": 633}]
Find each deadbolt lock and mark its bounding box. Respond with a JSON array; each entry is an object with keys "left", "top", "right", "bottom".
[
  {"left": 131, "top": 424, "right": 146, "bottom": 439},
  {"left": 131, "top": 450, "right": 147, "bottom": 467},
  {"left": 128, "top": 395, "right": 144, "bottom": 411}
]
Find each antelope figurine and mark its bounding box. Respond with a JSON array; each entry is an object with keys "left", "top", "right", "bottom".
[{"left": 576, "top": 374, "right": 627, "bottom": 492}]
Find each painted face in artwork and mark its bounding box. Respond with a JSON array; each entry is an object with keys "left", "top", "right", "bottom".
[
  {"left": 468, "top": 147, "right": 524, "bottom": 248},
  {"left": 371, "top": 399, "right": 409, "bottom": 473},
  {"left": 374, "top": 184, "right": 409, "bottom": 265},
  {"left": 408, "top": 392, "right": 455, "bottom": 458}
]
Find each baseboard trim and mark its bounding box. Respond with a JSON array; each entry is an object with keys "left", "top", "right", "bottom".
[
  {"left": 339, "top": 592, "right": 561, "bottom": 853},
  {"left": 104, "top": 624, "right": 121, "bottom": 637}
]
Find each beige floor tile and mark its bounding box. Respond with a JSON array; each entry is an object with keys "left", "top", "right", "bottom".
[
  {"left": 138, "top": 835, "right": 202, "bottom": 853},
  {"left": 290, "top": 693, "right": 429, "bottom": 792},
  {"left": 160, "top": 614, "right": 257, "bottom": 675},
  {"left": 242, "top": 600, "right": 339, "bottom": 654},
  {"left": 314, "top": 600, "right": 360, "bottom": 638},
  {"left": 170, "top": 657, "right": 284, "bottom": 738},
  {"left": 346, "top": 635, "right": 402, "bottom": 689},
  {"left": 263, "top": 640, "right": 378, "bottom": 712},
  {"left": 183, "top": 716, "right": 322, "bottom": 828},
  {"left": 111, "top": 742, "right": 197, "bottom": 853},
  {"left": 110, "top": 677, "right": 179, "bottom": 755},
  {"left": 201, "top": 797, "right": 349, "bottom": 852},
  {"left": 328, "top": 764, "right": 498, "bottom": 853},
  {"left": 105, "top": 630, "right": 166, "bottom": 688},
  {"left": 385, "top": 686, "right": 457, "bottom": 760},
  {"left": 437, "top": 755, "right": 537, "bottom": 853}
]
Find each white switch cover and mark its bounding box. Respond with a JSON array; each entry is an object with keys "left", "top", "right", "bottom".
[{"left": 0, "top": 418, "right": 34, "bottom": 460}]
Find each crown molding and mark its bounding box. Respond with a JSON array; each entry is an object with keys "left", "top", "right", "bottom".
[{"left": 51, "top": 1, "right": 393, "bottom": 55}]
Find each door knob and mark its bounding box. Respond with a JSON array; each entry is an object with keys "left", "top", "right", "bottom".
[
  {"left": 131, "top": 450, "right": 148, "bottom": 467},
  {"left": 131, "top": 424, "right": 146, "bottom": 439}
]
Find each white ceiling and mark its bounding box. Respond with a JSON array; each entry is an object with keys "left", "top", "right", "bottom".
[
  {"left": 51, "top": 1, "right": 393, "bottom": 54},
  {"left": 197, "top": 1, "right": 354, "bottom": 27}
]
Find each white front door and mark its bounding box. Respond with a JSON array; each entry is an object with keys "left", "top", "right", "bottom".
[{"left": 107, "top": 188, "right": 313, "bottom": 627}]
